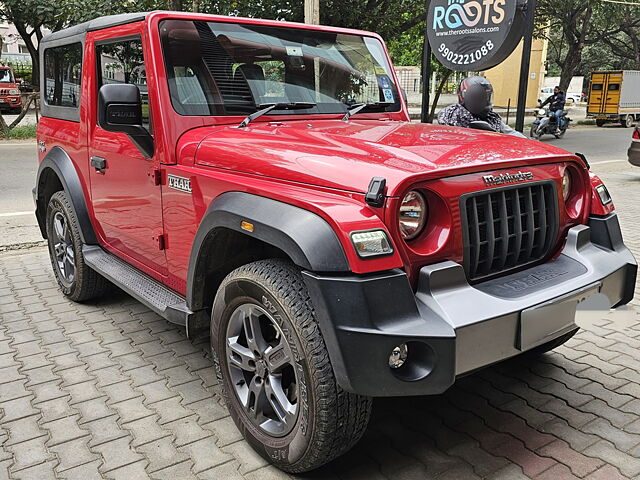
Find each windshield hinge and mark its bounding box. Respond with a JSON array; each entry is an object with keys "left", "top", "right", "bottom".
[
  {"left": 153, "top": 232, "right": 166, "bottom": 251},
  {"left": 365, "top": 177, "right": 387, "bottom": 208}
]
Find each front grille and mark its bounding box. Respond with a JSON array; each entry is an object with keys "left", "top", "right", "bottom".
[
  {"left": 0, "top": 89, "right": 8, "bottom": 96},
  {"left": 462, "top": 182, "right": 558, "bottom": 281}
]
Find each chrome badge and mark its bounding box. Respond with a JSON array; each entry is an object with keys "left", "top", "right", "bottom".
[
  {"left": 483, "top": 171, "right": 534, "bottom": 187},
  {"left": 167, "top": 174, "right": 192, "bottom": 193}
]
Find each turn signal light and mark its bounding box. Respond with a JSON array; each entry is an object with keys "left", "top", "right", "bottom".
[
  {"left": 351, "top": 230, "right": 393, "bottom": 258},
  {"left": 633, "top": 128, "right": 640, "bottom": 140}
]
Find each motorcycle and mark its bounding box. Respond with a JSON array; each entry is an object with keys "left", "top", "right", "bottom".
[{"left": 530, "top": 107, "right": 570, "bottom": 140}]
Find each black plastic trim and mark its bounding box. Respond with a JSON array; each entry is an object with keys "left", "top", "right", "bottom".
[
  {"left": 187, "top": 192, "right": 349, "bottom": 310},
  {"left": 35, "top": 146, "right": 97, "bottom": 244}
]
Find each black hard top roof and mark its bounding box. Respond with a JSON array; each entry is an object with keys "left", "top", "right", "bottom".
[{"left": 41, "top": 12, "right": 148, "bottom": 44}]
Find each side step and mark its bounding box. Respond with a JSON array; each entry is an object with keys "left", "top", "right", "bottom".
[{"left": 83, "top": 245, "right": 194, "bottom": 326}]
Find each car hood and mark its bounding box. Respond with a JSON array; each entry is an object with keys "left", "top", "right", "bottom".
[{"left": 194, "top": 119, "right": 578, "bottom": 196}]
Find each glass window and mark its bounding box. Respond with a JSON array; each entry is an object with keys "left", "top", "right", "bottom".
[
  {"left": 159, "top": 19, "right": 401, "bottom": 117},
  {"left": 97, "top": 38, "right": 150, "bottom": 127},
  {"left": 0, "top": 68, "right": 14, "bottom": 83},
  {"left": 44, "top": 43, "right": 83, "bottom": 108},
  {"left": 591, "top": 84, "right": 603, "bottom": 91},
  {"left": 608, "top": 83, "right": 620, "bottom": 91}
]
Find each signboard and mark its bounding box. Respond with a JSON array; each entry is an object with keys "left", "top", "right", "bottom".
[{"left": 427, "top": 0, "right": 526, "bottom": 71}]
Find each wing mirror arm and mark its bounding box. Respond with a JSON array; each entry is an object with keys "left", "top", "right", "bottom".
[{"left": 98, "top": 84, "right": 154, "bottom": 158}]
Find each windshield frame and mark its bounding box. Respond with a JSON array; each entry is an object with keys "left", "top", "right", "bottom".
[
  {"left": 155, "top": 15, "right": 405, "bottom": 121},
  {"left": 0, "top": 68, "right": 15, "bottom": 84}
]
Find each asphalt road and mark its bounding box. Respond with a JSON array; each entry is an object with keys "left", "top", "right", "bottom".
[{"left": 0, "top": 124, "right": 635, "bottom": 249}]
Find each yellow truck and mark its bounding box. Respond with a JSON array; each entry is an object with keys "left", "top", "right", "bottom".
[{"left": 588, "top": 70, "right": 640, "bottom": 128}]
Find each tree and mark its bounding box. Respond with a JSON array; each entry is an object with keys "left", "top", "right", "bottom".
[
  {"left": 599, "top": 5, "right": 640, "bottom": 69},
  {"left": 535, "top": 0, "right": 640, "bottom": 92}
]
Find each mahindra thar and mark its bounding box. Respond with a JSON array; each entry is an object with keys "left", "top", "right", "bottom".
[
  {"left": 33, "top": 12, "right": 637, "bottom": 472},
  {"left": 0, "top": 64, "right": 22, "bottom": 113}
]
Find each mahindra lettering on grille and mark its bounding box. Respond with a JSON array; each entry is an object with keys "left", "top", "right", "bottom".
[{"left": 483, "top": 171, "right": 534, "bottom": 187}]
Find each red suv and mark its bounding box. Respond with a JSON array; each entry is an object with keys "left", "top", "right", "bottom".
[
  {"left": 34, "top": 12, "right": 637, "bottom": 472},
  {"left": 0, "top": 64, "right": 22, "bottom": 113}
]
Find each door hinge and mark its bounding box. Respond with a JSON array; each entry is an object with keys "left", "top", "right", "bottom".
[
  {"left": 150, "top": 168, "right": 162, "bottom": 186},
  {"left": 153, "top": 233, "right": 166, "bottom": 250}
]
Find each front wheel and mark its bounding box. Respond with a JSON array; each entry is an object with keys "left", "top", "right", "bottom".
[
  {"left": 530, "top": 124, "right": 542, "bottom": 139},
  {"left": 622, "top": 115, "right": 635, "bottom": 128},
  {"left": 211, "top": 259, "right": 372, "bottom": 473}
]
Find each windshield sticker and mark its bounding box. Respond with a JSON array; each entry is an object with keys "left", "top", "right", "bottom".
[
  {"left": 378, "top": 76, "right": 391, "bottom": 89},
  {"left": 285, "top": 46, "right": 303, "bottom": 57},
  {"left": 373, "top": 66, "right": 386, "bottom": 75},
  {"left": 383, "top": 89, "right": 394, "bottom": 103}
]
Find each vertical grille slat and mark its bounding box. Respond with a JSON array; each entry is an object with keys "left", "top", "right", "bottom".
[
  {"left": 463, "top": 182, "right": 558, "bottom": 282},
  {"left": 524, "top": 187, "right": 535, "bottom": 259},
  {"left": 485, "top": 193, "right": 496, "bottom": 275},
  {"left": 537, "top": 184, "right": 548, "bottom": 256}
]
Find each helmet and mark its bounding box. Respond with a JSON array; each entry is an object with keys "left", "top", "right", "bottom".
[{"left": 458, "top": 76, "right": 494, "bottom": 116}]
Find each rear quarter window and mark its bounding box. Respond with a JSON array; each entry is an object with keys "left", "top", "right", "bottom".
[
  {"left": 591, "top": 84, "right": 603, "bottom": 91},
  {"left": 44, "top": 43, "right": 83, "bottom": 108}
]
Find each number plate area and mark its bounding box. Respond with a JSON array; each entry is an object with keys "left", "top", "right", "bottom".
[{"left": 518, "top": 282, "right": 601, "bottom": 351}]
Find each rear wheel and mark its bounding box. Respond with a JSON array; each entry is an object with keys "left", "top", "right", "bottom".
[
  {"left": 211, "top": 259, "right": 372, "bottom": 473},
  {"left": 596, "top": 119, "right": 606, "bottom": 127},
  {"left": 46, "top": 191, "right": 109, "bottom": 301},
  {"left": 622, "top": 114, "right": 635, "bottom": 128}
]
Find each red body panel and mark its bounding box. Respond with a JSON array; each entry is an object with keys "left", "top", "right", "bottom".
[{"left": 36, "top": 11, "right": 600, "bottom": 298}]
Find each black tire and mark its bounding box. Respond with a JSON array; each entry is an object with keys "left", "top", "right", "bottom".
[
  {"left": 524, "top": 328, "right": 579, "bottom": 357},
  {"left": 530, "top": 125, "right": 541, "bottom": 139},
  {"left": 596, "top": 119, "right": 606, "bottom": 127},
  {"left": 211, "top": 259, "right": 372, "bottom": 473},
  {"left": 45, "top": 190, "right": 109, "bottom": 302},
  {"left": 622, "top": 115, "right": 634, "bottom": 128}
]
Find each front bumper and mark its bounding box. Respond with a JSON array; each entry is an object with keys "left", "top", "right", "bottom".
[
  {"left": 303, "top": 213, "right": 636, "bottom": 397},
  {"left": 0, "top": 96, "right": 22, "bottom": 107}
]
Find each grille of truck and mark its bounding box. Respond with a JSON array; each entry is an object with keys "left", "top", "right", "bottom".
[
  {"left": 461, "top": 181, "right": 558, "bottom": 281},
  {"left": 0, "top": 89, "right": 9, "bottom": 96}
]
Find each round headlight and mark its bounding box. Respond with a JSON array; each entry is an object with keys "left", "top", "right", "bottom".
[
  {"left": 562, "top": 170, "right": 571, "bottom": 201},
  {"left": 538, "top": 108, "right": 546, "bottom": 116},
  {"left": 399, "top": 191, "right": 427, "bottom": 240},
  {"left": 9, "top": 89, "right": 19, "bottom": 95}
]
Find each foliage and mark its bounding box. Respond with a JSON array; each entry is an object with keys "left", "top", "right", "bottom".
[{"left": 0, "top": 124, "right": 37, "bottom": 139}]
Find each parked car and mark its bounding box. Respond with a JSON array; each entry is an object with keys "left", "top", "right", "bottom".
[
  {"left": 0, "top": 64, "right": 23, "bottom": 114},
  {"left": 588, "top": 70, "right": 640, "bottom": 127},
  {"left": 541, "top": 86, "right": 582, "bottom": 104},
  {"left": 629, "top": 126, "right": 640, "bottom": 166},
  {"left": 34, "top": 12, "right": 637, "bottom": 473}
]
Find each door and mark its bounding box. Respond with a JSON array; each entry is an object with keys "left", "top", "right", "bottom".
[
  {"left": 588, "top": 72, "right": 607, "bottom": 115},
  {"left": 604, "top": 72, "right": 623, "bottom": 114},
  {"left": 89, "top": 35, "right": 167, "bottom": 275}
]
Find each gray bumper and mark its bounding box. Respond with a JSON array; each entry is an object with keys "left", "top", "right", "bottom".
[{"left": 303, "top": 214, "right": 636, "bottom": 397}]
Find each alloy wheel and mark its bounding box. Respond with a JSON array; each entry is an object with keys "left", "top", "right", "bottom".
[
  {"left": 52, "top": 211, "right": 76, "bottom": 285},
  {"left": 225, "top": 303, "right": 299, "bottom": 436}
]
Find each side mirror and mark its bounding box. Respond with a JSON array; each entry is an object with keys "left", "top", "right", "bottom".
[
  {"left": 98, "top": 84, "right": 154, "bottom": 158},
  {"left": 468, "top": 120, "right": 497, "bottom": 132}
]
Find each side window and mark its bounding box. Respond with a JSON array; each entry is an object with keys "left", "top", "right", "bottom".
[
  {"left": 592, "top": 84, "right": 603, "bottom": 91},
  {"left": 97, "top": 38, "right": 150, "bottom": 128},
  {"left": 608, "top": 83, "right": 620, "bottom": 91},
  {"left": 44, "top": 43, "right": 83, "bottom": 108}
]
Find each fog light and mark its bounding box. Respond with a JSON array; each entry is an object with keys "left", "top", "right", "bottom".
[
  {"left": 351, "top": 230, "right": 393, "bottom": 258},
  {"left": 389, "top": 344, "right": 408, "bottom": 369}
]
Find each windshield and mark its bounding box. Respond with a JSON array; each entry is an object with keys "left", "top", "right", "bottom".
[
  {"left": 0, "top": 68, "right": 14, "bottom": 83},
  {"left": 159, "top": 19, "right": 401, "bottom": 117}
]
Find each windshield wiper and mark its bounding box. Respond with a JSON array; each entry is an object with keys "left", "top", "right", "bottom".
[
  {"left": 238, "top": 102, "right": 316, "bottom": 128},
  {"left": 342, "top": 101, "right": 393, "bottom": 121}
]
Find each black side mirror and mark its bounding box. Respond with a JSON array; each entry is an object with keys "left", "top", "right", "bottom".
[
  {"left": 468, "top": 120, "right": 497, "bottom": 132},
  {"left": 98, "top": 83, "right": 154, "bottom": 158}
]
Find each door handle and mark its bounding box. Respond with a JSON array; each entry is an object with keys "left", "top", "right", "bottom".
[{"left": 90, "top": 156, "right": 106, "bottom": 174}]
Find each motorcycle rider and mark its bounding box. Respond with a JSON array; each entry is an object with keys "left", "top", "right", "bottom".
[
  {"left": 540, "top": 86, "right": 566, "bottom": 133},
  {"left": 438, "top": 76, "right": 526, "bottom": 138}
]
